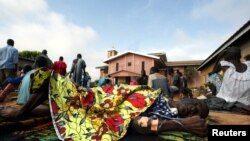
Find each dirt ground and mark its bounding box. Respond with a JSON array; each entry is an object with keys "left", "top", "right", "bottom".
[{"left": 208, "top": 111, "right": 250, "bottom": 125}]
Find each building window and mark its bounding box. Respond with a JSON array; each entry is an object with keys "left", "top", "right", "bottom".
[
  {"left": 141, "top": 61, "right": 145, "bottom": 70},
  {"left": 116, "top": 63, "right": 119, "bottom": 71},
  {"left": 128, "top": 62, "right": 132, "bottom": 66}
]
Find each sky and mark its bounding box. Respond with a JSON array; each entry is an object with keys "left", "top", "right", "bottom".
[{"left": 0, "top": 0, "right": 249, "bottom": 80}]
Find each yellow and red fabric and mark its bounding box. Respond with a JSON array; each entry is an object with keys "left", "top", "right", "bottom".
[{"left": 30, "top": 68, "right": 160, "bottom": 141}]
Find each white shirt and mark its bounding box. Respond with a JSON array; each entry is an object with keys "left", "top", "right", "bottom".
[{"left": 217, "top": 60, "right": 250, "bottom": 105}]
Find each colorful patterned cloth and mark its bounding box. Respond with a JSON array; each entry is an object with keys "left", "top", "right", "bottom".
[
  {"left": 30, "top": 68, "right": 160, "bottom": 141},
  {"left": 145, "top": 95, "right": 178, "bottom": 120},
  {"left": 207, "top": 73, "right": 222, "bottom": 94},
  {"left": 159, "top": 131, "right": 207, "bottom": 141}
]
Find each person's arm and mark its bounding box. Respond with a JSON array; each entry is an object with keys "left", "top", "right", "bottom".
[
  {"left": 13, "top": 49, "right": 19, "bottom": 71},
  {"left": 147, "top": 75, "right": 153, "bottom": 88},
  {"left": 51, "top": 62, "right": 56, "bottom": 70},
  {"left": 70, "top": 64, "right": 75, "bottom": 74},
  {"left": 16, "top": 78, "right": 49, "bottom": 118},
  {"left": 7, "top": 76, "right": 23, "bottom": 84},
  {"left": 82, "top": 60, "right": 86, "bottom": 75},
  {"left": 69, "top": 64, "right": 75, "bottom": 78},
  {"left": 132, "top": 116, "right": 207, "bottom": 137},
  {"left": 158, "top": 116, "right": 207, "bottom": 136}
]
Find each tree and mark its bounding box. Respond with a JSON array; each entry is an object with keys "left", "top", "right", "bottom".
[
  {"left": 184, "top": 66, "right": 198, "bottom": 82},
  {"left": 19, "top": 50, "right": 41, "bottom": 60}
]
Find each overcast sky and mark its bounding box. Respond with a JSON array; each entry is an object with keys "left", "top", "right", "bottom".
[{"left": 0, "top": 0, "right": 249, "bottom": 80}]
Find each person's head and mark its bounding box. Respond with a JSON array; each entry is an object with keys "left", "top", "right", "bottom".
[
  {"left": 7, "top": 39, "right": 14, "bottom": 46},
  {"left": 179, "top": 72, "right": 183, "bottom": 76},
  {"left": 34, "top": 56, "right": 49, "bottom": 68},
  {"left": 150, "top": 66, "right": 159, "bottom": 74},
  {"left": 59, "top": 56, "right": 63, "bottom": 61},
  {"left": 176, "top": 69, "right": 180, "bottom": 74},
  {"left": 224, "top": 46, "right": 241, "bottom": 61},
  {"left": 175, "top": 98, "right": 209, "bottom": 119},
  {"left": 22, "top": 64, "right": 32, "bottom": 74},
  {"left": 73, "top": 59, "right": 78, "bottom": 64},
  {"left": 104, "top": 78, "right": 112, "bottom": 86},
  {"left": 181, "top": 88, "right": 193, "bottom": 98},
  {"left": 77, "top": 53, "right": 82, "bottom": 59},
  {"left": 167, "top": 67, "right": 174, "bottom": 75},
  {"left": 42, "top": 49, "right": 48, "bottom": 56}
]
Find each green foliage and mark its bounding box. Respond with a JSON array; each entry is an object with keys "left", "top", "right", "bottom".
[
  {"left": 19, "top": 50, "right": 41, "bottom": 59},
  {"left": 184, "top": 66, "right": 198, "bottom": 81}
]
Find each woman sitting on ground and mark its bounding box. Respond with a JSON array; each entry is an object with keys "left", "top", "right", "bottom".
[
  {"left": 203, "top": 47, "right": 250, "bottom": 114},
  {"left": 16, "top": 56, "right": 50, "bottom": 105},
  {"left": 0, "top": 64, "right": 32, "bottom": 102},
  {"left": 0, "top": 66, "right": 208, "bottom": 140},
  {"left": 216, "top": 46, "right": 250, "bottom": 105}
]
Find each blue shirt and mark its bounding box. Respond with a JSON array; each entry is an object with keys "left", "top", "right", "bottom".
[
  {"left": 6, "top": 76, "right": 24, "bottom": 84},
  {"left": 0, "top": 45, "right": 19, "bottom": 69}
]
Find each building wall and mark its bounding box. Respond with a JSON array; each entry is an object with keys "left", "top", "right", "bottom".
[
  {"left": 240, "top": 39, "right": 250, "bottom": 59},
  {"left": 108, "top": 53, "right": 155, "bottom": 75},
  {"left": 199, "top": 63, "right": 215, "bottom": 85}
]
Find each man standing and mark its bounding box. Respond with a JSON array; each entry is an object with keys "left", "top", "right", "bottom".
[
  {"left": 74, "top": 53, "right": 86, "bottom": 86},
  {"left": 39, "top": 49, "right": 53, "bottom": 68},
  {"left": 138, "top": 70, "right": 148, "bottom": 85},
  {"left": 0, "top": 39, "right": 19, "bottom": 84},
  {"left": 52, "top": 56, "right": 67, "bottom": 76},
  {"left": 147, "top": 66, "right": 171, "bottom": 98}
]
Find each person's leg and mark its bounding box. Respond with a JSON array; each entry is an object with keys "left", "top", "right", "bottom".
[
  {"left": 31, "top": 104, "right": 50, "bottom": 116},
  {"left": 17, "top": 83, "right": 49, "bottom": 118},
  {"left": 158, "top": 116, "right": 207, "bottom": 136},
  {"left": 0, "top": 84, "right": 16, "bottom": 101}
]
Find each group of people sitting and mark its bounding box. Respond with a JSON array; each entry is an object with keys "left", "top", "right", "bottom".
[{"left": 0, "top": 46, "right": 249, "bottom": 141}]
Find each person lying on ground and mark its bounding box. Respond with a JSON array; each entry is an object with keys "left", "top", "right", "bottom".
[
  {"left": 0, "top": 64, "right": 32, "bottom": 102},
  {"left": 0, "top": 67, "right": 208, "bottom": 140},
  {"left": 132, "top": 95, "right": 208, "bottom": 137}
]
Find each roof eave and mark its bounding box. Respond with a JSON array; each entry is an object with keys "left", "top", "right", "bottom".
[{"left": 197, "top": 20, "right": 250, "bottom": 71}]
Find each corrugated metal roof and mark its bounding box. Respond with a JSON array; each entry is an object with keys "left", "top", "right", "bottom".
[{"left": 166, "top": 60, "right": 203, "bottom": 67}]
